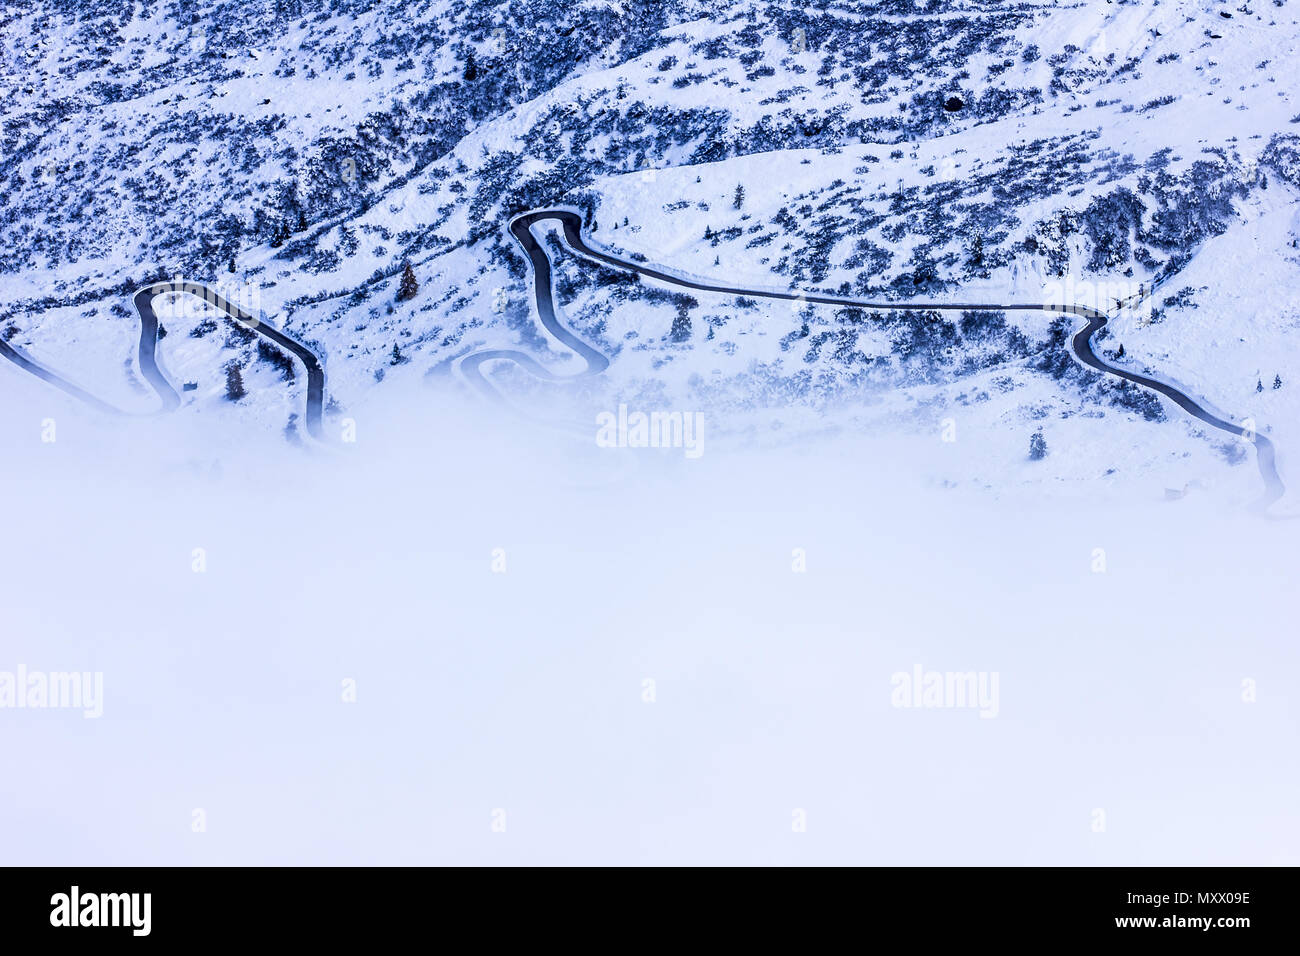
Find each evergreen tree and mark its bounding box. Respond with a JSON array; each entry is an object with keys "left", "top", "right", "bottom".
[
  {"left": 296, "top": 210, "right": 307, "bottom": 232},
  {"left": 390, "top": 343, "right": 405, "bottom": 365},
  {"left": 228, "top": 256, "right": 236, "bottom": 274},
  {"left": 396, "top": 261, "right": 419, "bottom": 302},
  {"left": 1028, "top": 430, "right": 1048, "bottom": 461},
  {"left": 1116, "top": 344, "right": 1125, "bottom": 359},
  {"left": 670, "top": 311, "right": 691, "bottom": 343},
  {"left": 1274, "top": 374, "right": 1283, "bottom": 389},
  {"left": 1257, "top": 378, "right": 1264, "bottom": 393},
  {"left": 671, "top": 297, "right": 697, "bottom": 343},
  {"left": 225, "top": 363, "right": 246, "bottom": 401},
  {"left": 464, "top": 51, "right": 478, "bottom": 82},
  {"left": 733, "top": 184, "right": 745, "bottom": 209}
]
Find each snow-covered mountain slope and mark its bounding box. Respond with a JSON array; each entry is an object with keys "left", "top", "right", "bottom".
[{"left": 3, "top": 0, "right": 1299, "bottom": 505}]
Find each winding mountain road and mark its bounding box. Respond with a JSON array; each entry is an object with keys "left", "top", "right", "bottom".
[
  {"left": 134, "top": 281, "right": 326, "bottom": 439},
  {"left": 459, "top": 212, "right": 610, "bottom": 404},
  {"left": 1, "top": 281, "right": 325, "bottom": 439},
  {"left": 0, "top": 209, "right": 1282, "bottom": 510},
  {"left": 466, "top": 209, "right": 1284, "bottom": 510}
]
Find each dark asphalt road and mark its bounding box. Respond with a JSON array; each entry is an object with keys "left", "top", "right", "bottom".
[
  {"left": 459, "top": 212, "right": 610, "bottom": 404},
  {"left": 468, "top": 208, "right": 1284, "bottom": 510},
  {"left": 0, "top": 209, "right": 1283, "bottom": 510},
  {"left": 0, "top": 282, "right": 325, "bottom": 440},
  {"left": 0, "top": 336, "right": 122, "bottom": 414},
  {"left": 134, "top": 281, "right": 326, "bottom": 440}
]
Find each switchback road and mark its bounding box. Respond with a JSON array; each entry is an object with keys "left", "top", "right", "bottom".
[
  {"left": 465, "top": 209, "right": 1284, "bottom": 510},
  {"left": 0, "top": 210, "right": 1282, "bottom": 509},
  {"left": 1, "top": 281, "right": 324, "bottom": 440}
]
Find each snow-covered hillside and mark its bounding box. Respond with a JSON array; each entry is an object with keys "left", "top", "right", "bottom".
[
  {"left": 3, "top": 0, "right": 1299, "bottom": 506},
  {"left": 6, "top": 0, "right": 1300, "bottom": 874}
]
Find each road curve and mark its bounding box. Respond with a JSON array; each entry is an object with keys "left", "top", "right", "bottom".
[
  {"left": 468, "top": 208, "right": 1284, "bottom": 511},
  {"left": 459, "top": 212, "right": 609, "bottom": 404},
  {"left": 135, "top": 281, "right": 326, "bottom": 440},
  {"left": 1, "top": 281, "right": 325, "bottom": 439},
  {"left": 2, "top": 211, "right": 1282, "bottom": 508}
]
